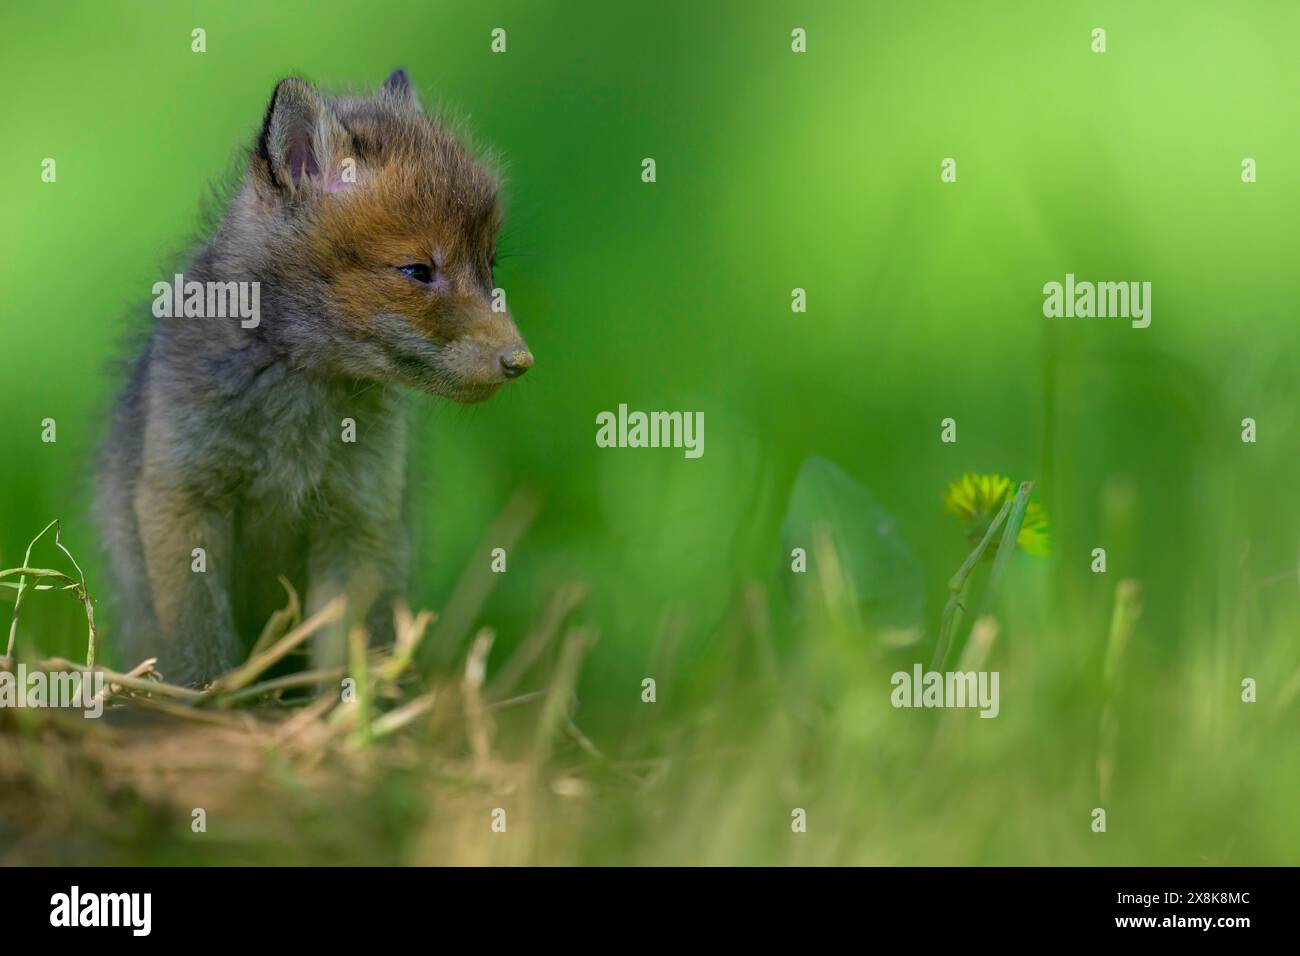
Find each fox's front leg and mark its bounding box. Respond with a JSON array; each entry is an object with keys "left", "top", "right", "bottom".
[
  {"left": 305, "top": 518, "right": 406, "bottom": 674},
  {"left": 134, "top": 473, "right": 242, "bottom": 686},
  {"left": 307, "top": 400, "right": 409, "bottom": 674}
]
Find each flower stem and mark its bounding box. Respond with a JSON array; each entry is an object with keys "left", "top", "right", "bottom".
[{"left": 931, "top": 499, "right": 1012, "bottom": 670}]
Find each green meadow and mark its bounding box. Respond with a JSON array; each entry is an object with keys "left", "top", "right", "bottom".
[{"left": 1, "top": 0, "right": 1297, "bottom": 864}]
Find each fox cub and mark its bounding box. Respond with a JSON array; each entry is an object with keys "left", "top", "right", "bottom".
[{"left": 95, "top": 70, "right": 532, "bottom": 686}]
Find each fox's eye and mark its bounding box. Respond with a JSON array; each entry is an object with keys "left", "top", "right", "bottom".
[{"left": 397, "top": 263, "right": 433, "bottom": 284}]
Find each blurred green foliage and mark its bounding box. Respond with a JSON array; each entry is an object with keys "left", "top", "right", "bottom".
[{"left": 2, "top": 1, "right": 1298, "bottom": 863}]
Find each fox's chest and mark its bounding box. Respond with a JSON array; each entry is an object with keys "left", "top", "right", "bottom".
[
  {"left": 245, "top": 425, "right": 337, "bottom": 514},
  {"left": 232, "top": 373, "right": 407, "bottom": 517}
]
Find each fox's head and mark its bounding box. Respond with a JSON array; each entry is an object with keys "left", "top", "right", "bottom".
[{"left": 240, "top": 69, "right": 531, "bottom": 403}]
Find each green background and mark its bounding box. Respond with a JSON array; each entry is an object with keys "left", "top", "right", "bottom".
[{"left": 2, "top": 1, "right": 1298, "bottom": 863}]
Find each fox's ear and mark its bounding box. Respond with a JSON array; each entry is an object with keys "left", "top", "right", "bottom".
[
  {"left": 256, "top": 77, "right": 352, "bottom": 194},
  {"left": 381, "top": 67, "right": 420, "bottom": 109}
]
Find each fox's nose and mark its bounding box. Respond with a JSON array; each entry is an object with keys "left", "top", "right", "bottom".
[{"left": 500, "top": 347, "right": 533, "bottom": 379}]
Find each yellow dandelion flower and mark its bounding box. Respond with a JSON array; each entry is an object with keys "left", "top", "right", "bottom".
[{"left": 943, "top": 473, "right": 1049, "bottom": 557}]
